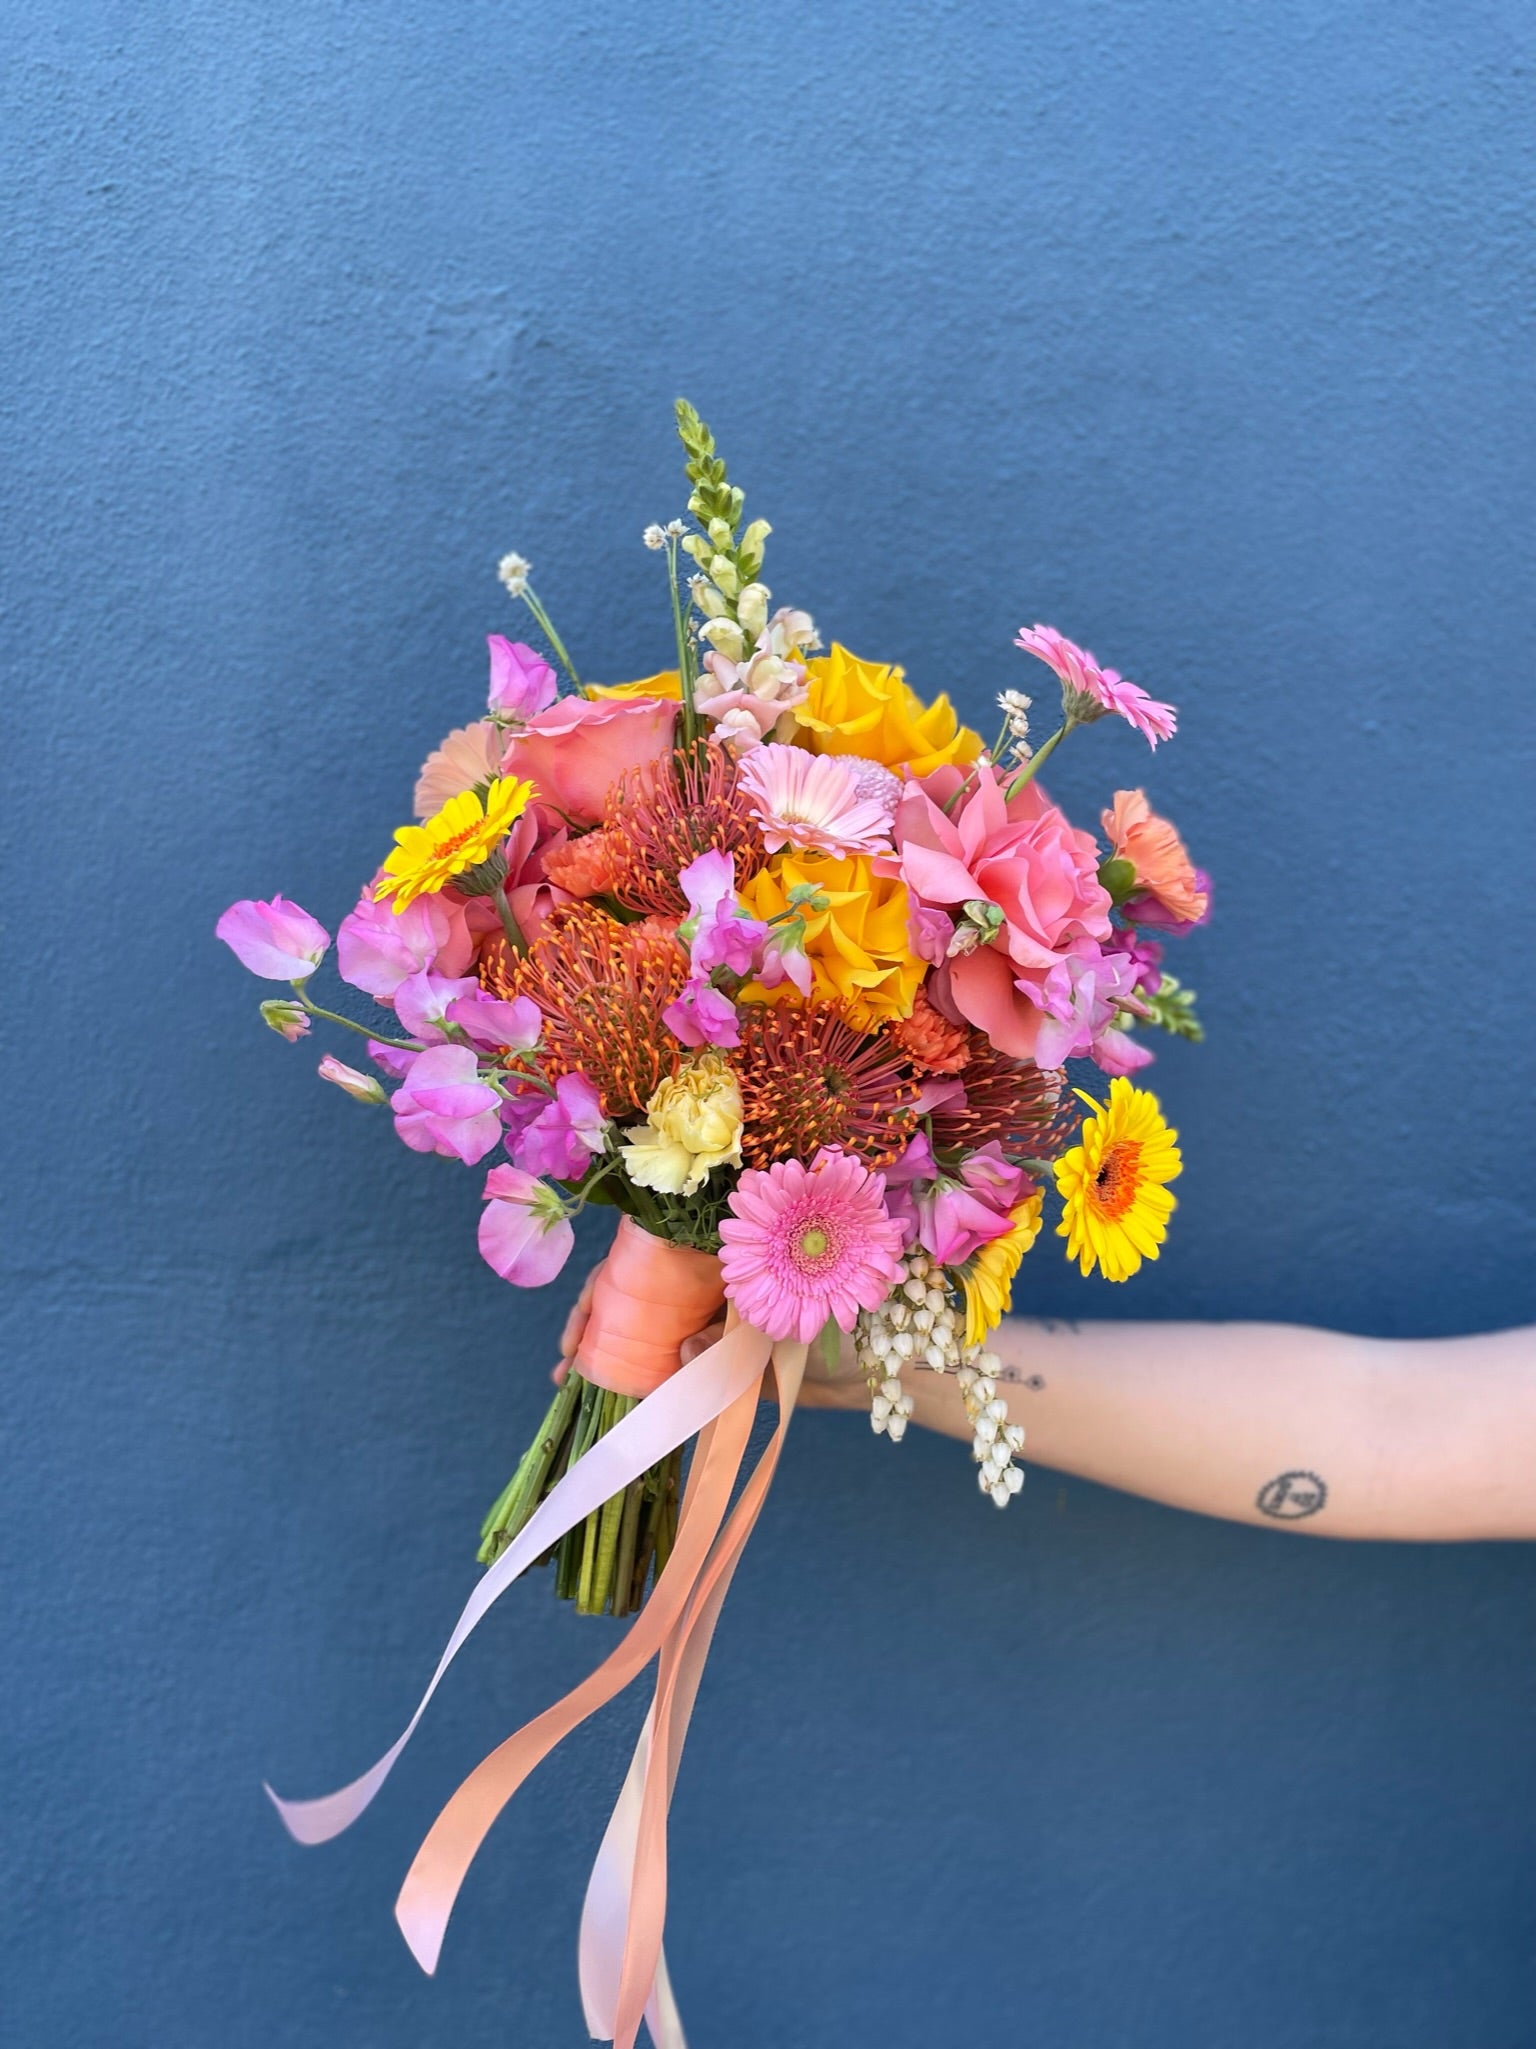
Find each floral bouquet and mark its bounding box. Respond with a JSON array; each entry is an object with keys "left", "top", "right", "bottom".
[{"left": 220, "top": 403, "right": 1210, "bottom": 2046}]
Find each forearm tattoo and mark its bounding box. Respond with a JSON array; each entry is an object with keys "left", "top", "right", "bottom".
[{"left": 1256, "top": 1470, "right": 1328, "bottom": 1520}]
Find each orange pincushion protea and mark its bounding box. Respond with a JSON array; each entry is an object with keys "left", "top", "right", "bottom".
[
  {"left": 929, "top": 1039, "right": 1079, "bottom": 1163},
  {"left": 485, "top": 902, "right": 688, "bottom": 1118},
  {"left": 603, "top": 745, "right": 768, "bottom": 917},
  {"left": 888, "top": 985, "right": 971, "bottom": 1074},
  {"left": 730, "top": 1003, "right": 921, "bottom": 1170}
]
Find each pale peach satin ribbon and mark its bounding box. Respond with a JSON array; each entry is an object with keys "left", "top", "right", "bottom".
[
  {"left": 270, "top": 1231, "right": 802, "bottom": 2049},
  {"left": 579, "top": 1341, "right": 807, "bottom": 2049}
]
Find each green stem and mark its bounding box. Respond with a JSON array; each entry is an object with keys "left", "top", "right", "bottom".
[
  {"left": 522, "top": 586, "right": 582, "bottom": 691},
  {"left": 1004, "top": 720, "right": 1071, "bottom": 798},
  {"left": 294, "top": 988, "right": 419, "bottom": 1051},
  {"left": 493, "top": 883, "right": 526, "bottom": 956},
  {"left": 666, "top": 535, "right": 700, "bottom": 748},
  {"left": 569, "top": 1152, "right": 626, "bottom": 1214}
]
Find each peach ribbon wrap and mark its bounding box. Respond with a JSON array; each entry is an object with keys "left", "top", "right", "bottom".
[
  {"left": 577, "top": 1216, "right": 728, "bottom": 1398},
  {"left": 267, "top": 1221, "right": 804, "bottom": 2049}
]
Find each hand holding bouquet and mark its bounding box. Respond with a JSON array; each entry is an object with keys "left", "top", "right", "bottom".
[{"left": 220, "top": 403, "right": 1210, "bottom": 2044}]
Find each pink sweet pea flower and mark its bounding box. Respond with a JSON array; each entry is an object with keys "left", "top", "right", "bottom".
[
  {"left": 895, "top": 765, "right": 1110, "bottom": 1060},
  {"left": 510, "top": 1071, "right": 607, "bottom": 1181},
  {"left": 677, "top": 850, "right": 767, "bottom": 978},
  {"left": 502, "top": 694, "right": 677, "bottom": 825},
  {"left": 394, "top": 971, "right": 482, "bottom": 1043},
  {"left": 1033, "top": 944, "right": 1153, "bottom": 1074},
  {"left": 390, "top": 1044, "right": 503, "bottom": 1164},
  {"left": 1014, "top": 625, "right": 1177, "bottom": 747},
  {"left": 663, "top": 978, "right": 741, "bottom": 1049},
  {"left": 918, "top": 1144, "right": 1031, "bottom": 1265},
  {"left": 478, "top": 1165, "right": 576, "bottom": 1287},
  {"left": 487, "top": 636, "right": 559, "bottom": 721},
  {"left": 336, "top": 888, "right": 475, "bottom": 1000},
  {"left": 881, "top": 1130, "right": 939, "bottom": 1247},
  {"left": 367, "top": 1038, "right": 418, "bottom": 1080},
  {"left": 317, "top": 1054, "right": 387, "bottom": 1103},
  {"left": 216, "top": 897, "right": 330, "bottom": 980},
  {"left": 755, "top": 923, "right": 814, "bottom": 997},
  {"left": 446, "top": 990, "right": 543, "bottom": 1052}
]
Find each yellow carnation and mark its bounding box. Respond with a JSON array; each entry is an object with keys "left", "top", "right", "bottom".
[
  {"left": 794, "top": 644, "right": 982, "bottom": 777},
  {"left": 961, "top": 1194, "right": 1045, "bottom": 1347},
  {"left": 737, "top": 850, "right": 925, "bottom": 1029},
  {"left": 620, "top": 1051, "right": 744, "bottom": 1196},
  {"left": 585, "top": 672, "right": 683, "bottom": 702}
]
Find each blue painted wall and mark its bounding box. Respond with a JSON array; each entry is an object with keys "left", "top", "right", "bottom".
[{"left": 5, "top": 4, "right": 1534, "bottom": 2043}]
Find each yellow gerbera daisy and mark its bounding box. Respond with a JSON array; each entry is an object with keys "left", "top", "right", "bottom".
[
  {"left": 794, "top": 644, "right": 982, "bottom": 777},
  {"left": 374, "top": 775, "right": 535, "bottom": 912},
  {"left": 961, "top": 1194, "right": 1045, "bottom": 1347},
  {"left": 1054, "top": 1077, "right": 1181, "bottom": 1283}
]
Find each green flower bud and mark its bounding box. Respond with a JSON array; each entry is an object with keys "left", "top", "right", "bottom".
[
  {"left": 1097, "top": 856, "right": 1138, "bottom": 904},
  {"left": 260, "top": 999, "right": 310, "bottom": 1044}
]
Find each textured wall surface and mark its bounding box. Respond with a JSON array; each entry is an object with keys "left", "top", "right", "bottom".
[{"left": 4, "top": 3, "right": 1535, "bottom": 2044}]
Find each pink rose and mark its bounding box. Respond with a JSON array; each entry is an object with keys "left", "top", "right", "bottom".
[
  {"left": 895, "top": 765, "right": 1111, "bottom": 1060},
  {"left": 501, "top": 694, "right": 677, "bottom": 826}
]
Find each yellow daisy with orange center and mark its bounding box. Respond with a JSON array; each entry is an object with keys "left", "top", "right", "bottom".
[
  {"left": 1053, "top": 1077, "right": 1181, "bottom": 1282},
  {"left": 375, "top": 775, "right": 535, "bottom": 912}
]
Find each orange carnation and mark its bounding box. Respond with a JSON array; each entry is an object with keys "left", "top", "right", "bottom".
[
  {"left": 542, "top": 829, "right": 620, "bottom": 898},
  {"left": 887, "top": 985, "right": 971, "bottom": 1074},
  {"left": 1102, "top": 790, "right": 1207, "bottom": 926}
]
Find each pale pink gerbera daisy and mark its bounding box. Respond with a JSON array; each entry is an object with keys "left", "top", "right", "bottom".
[
  {"left": 413, "top": 720, "right": 505, "bottom": 818},
  {"left": 718, "top": 1147, "right": 906, "bottom": 1343},
  {"left": 1014, "top": 624, "right": 1178, "bottom": 748},
  {"left": 737, "top": 743, "right": 895, "bottom": 856}
]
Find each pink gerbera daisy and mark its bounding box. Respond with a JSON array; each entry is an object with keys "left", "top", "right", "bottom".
[
  {"left": 1014, "top": 624, "right": 1178, "bottom": 748},
  {"left": 737, "top": 743, "right": 895, "bottom": 856},
  {"left": 718, "top": 1147, "right": 906, "bottom": 1342}
]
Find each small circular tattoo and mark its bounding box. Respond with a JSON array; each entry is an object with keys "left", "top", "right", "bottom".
[
  {"left": 1256, "top": 1470, "right": 1328, "bottom": 1520},
  {"left": 1024, "top": 1374, "right": 1046, "bottom": 1391}
]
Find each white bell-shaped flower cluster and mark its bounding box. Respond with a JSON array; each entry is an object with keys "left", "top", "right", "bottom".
[
  {"left": 856, "top": 1250, "right": 967, "bottom": 1444},
  {"left": 957, "top": 1352, "right": 1026, "bottom": 1507}
]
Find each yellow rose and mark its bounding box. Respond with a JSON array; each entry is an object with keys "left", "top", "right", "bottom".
[
  {"left": 620, "top": 1051, "right": 744, "bottom": 1196},
  {"left": 738, "top": 850, "right": 925, "bottom": 1029},
  {"left": 793, "top": 644, "right": 982, "bottom": 777},
  {"left": 585, "top": 672, "right": 683, "bottom": 702}
]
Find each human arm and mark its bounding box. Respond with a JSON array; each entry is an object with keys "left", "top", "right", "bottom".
[
  {"left": 803, "top": 1317, "right": 1536, "bottom": 1542},
  {"left": 562, "top": 1258, "right": 1536, "bottom": 1541}
]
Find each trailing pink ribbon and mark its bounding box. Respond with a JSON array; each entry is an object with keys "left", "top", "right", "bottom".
[
  {"left": 268, "top": 1309, "right": 805, "bottom": 2049},
  {"left": 579, "top": 1340, "right": 807, "bottom": 2049}
]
